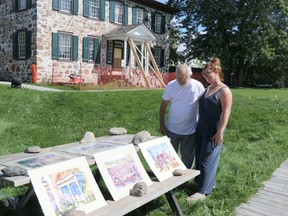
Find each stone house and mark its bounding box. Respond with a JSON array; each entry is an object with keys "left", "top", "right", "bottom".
[{"left": 0, "top": 0, "right": 178, "bottom": 87}]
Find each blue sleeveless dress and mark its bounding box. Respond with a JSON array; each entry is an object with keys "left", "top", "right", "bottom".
[{"left": 195, "top": 87, "right": 225, "bottom": 195}]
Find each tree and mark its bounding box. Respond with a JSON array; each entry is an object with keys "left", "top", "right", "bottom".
[{"left": 181, "top": 0, "right": 288, "bottom": 86}]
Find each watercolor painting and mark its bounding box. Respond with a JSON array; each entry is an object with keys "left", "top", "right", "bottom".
[
  {"left": 2, "top": 152, "right": 71, "bottom": 170},
  {"left": 28, "top": 157, "right": 106, "bottom": 216},
  {"left": 93, "top": 144, "right": 152, "bottom": 200},
  {"left": 63, "top": 141, "right": 124, "bottom": 156},
  {"left": 138, "top": 136, "right": 187, "bottom": 181}
]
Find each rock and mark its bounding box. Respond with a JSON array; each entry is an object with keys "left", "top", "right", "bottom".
[
  {"left": 130, "top": 182, "right": 147, "bottom": 197},
  {"left": 62, "top": 209, "right": 86, "bottom": 216},
  {"left": 26, "top": 146, "right": 41, "bottom": 153},
  {"left": 108, "top": 127, "right": 127, "bottom": 135},
  {"left": 1, "top": 166, "right": 27, "bottom": 177},
  {"left": 173, "top": 168, "right": 184, "bottom": 176},
  {"left": 80, "top": 131, "right": 96, "bottom": 143},
  {"left": 132, "top": 131, "right": 151, "bottom": 144}
]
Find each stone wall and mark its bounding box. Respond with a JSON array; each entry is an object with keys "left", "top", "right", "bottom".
[{"left": 0, "top": 0, "right": 171, "bottom": 84}]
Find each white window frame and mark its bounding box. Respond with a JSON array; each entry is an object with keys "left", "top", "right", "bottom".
[
  {"left": 59, "top": 33, "right": 72, "bottom": 60},
  {"left": 114, "top": 1, "right": 123, "bottom": 24},
  {"left": 88, "top": 37, "right": 94, "bottom": 61},
  {"left": 18, "top": 0, "right": 26, "bottom": 10},
  {"left": 18, "top": 31, "right": 26, "bottom": 59},
  {"left": 59, "top": 0, "right": 72, "bottom": 13},
  {"left": 136, "top": 8, "right": 144, "bottom": 24},
  {"left": 155, "top": 13, "right": 161, "bottom": 33},
  {"left": 153, "top": 47, "right": 161, "bottom": 66},
  {"left": 90, "top": 0, "right": 100, "bottom": 19}
]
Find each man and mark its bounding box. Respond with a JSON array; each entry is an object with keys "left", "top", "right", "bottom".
[{"left": 159, "top": 64, "right": 204, "bottom": 168}]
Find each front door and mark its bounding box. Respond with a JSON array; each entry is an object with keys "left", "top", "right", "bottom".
[{"left": 113, "top": 41, "right": 123, "bottom": 71}]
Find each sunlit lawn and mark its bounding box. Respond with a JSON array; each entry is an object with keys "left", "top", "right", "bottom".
[{"left": 0, "top": 85, "right": 287, "bottom": 215}]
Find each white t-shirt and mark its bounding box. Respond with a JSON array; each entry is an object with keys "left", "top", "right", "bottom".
[{"left": 162, "top": 79, "right": 205, "bottom": 135}]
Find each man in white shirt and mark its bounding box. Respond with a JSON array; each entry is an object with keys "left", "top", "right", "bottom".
[{"left": 159, "top": 64, "right": 205, "bottom": 168}]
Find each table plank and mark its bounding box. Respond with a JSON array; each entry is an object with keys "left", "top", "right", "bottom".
[{"left": 86, "top": 169, "right": 200, "bottom": 216}]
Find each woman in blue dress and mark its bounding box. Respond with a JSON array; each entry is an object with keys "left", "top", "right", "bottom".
[{"left": 187, "top": 58, "right": 233, "bottom": 201}]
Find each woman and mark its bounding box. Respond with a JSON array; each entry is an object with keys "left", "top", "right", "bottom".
[{"left": 187, "top": 58, "right": 233, "bottom": 201}]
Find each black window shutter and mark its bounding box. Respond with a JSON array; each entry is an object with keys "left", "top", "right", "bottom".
[
  {"left": 13, "top": 32, "right": 19, "bottom": 59},
  {"left": 26, "top": 0, "right": 32, "bottom": 9},
  {"left": 100, "top": 0, "right": 105, "bottom": 21},
  {"left": 124, "top": 4, "right": 128, "bottom": 25},
  {"left": 26, "top": 31, "right": 32, "bottom": 59},
  {"left": 83, "top": 0, "right": 89, "bottom": 17},
  {"left": 94, "top": 38, "right": 100, "bottom": 64},
  {"left": 144, "top": 10, "right": 148, "bottom": 27},
  {"left": 51, "top": 33, "right": 59, "bottom": 60},
  {"left": 52, "top": 0, "right": 59, "bottom": 11},
  {"left": 151, "top": 13, "right": 155, "bottom": 32},
  {"left": 109, "top": 0, "right": 114, "bottom": 23},
  {"left": 160, "top": 49, "right": 165, "bottom": 67},
  {"left": 161, "top": 15, "right": 166, "bottom": 34},
  {"left": 82, "top": 37, "right": 89, "bottom": 62},
  {"left": 72, "top": 35, "right": 78, "bottom": 61},
  {"left": 132, "top": 7, "right": 136, "bottom": 25},
  {"left": 73, "top": 0, "right": 78, "bottom": 15}
]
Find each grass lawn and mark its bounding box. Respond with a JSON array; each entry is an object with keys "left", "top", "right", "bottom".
[{"left": 0, "top": 85, "right": 287, "bottom": 216}]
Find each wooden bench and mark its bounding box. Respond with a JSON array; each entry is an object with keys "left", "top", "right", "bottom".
[
  {"left": 87, "top": 169, "right": 199, "bottom": 216},
  {"left": 0, "top": 135, "right": 200, "bottom": 216}
]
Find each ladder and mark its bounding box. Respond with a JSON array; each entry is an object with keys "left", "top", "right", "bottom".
[{"left": 128, "top": 38, "right": 166, "bottom": 88}]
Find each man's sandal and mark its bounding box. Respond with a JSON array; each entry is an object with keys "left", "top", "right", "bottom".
[{"left": 186, "top": 192, "right": 206, "bottom": 202}]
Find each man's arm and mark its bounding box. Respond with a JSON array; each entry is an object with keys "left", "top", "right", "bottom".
[{"left": 159, "top": 100, "right": 169, "bottom": 135}]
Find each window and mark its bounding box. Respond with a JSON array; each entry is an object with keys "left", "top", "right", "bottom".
[
  {"left": 18, "top": 0, "right": 26, "bottom": 10},
  {"left": 52, "top": 32, "right": 78, "bottom": 61},
  {"left": 83, "top": 0, "right": 105, "bottom": 20},
  {"left": 59, "top": 34, "right": 72, "bottom": 59},
  {"left": 152, "top": 47, "right": 164, "bottom": 67},
  {"left": 13, "top": 30, "right": 31, "bottom": 60},
  {"left": 152, "top": 13, "right": 166, "bottom": 34},
  {"left": 114, "top": 1, "right": 123, "bottom": 24},
  {"left": 83, "top": 37, "right": 100, "bottom": 63},
  {"left": 13, "top": 0, "right": 32, "bottom": 11},
  {"left": 109, "top": 0, "right": 128, "bottom": 25},
  {"left": 106, "top": 41, "right": 113, "bottom": 64},
  {"left": 132, "top": 7, "right": 148, "bottom": 26},
  {"left": 52, "top": 0, "right": 78, "bottom": 15},
  {"left": 59, "top": 0, "right": 72, "bottom": 12},
  {"left": 154, "top": 14, "right": 161, "bottom": 33},
  {"left": 90, "top": 0, "right": 99, "bottom": 19}
]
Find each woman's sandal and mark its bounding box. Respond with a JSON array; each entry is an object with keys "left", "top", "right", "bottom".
[{"left": 186, "top": 192, "right": 206, "bottom": 202}]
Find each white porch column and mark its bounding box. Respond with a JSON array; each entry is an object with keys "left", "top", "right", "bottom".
[{"left": 123, "top": 39, "right": 127, "bottom": 75}]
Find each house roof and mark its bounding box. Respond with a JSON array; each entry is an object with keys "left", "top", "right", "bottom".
[
  {"left": 129, "top": 0, "right": 180, "bottom": 14},
  {"left": 104, "top": 24, "right": 156, "bottom": 42}
]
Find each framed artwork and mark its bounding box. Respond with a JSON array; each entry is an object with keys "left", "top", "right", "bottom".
[
  {"left": 28, "top": 157, "right": 106, "bottom": 216},
  {"left": 63, "top": 141, "right": 125, "bottom": 156},
  {"left": 138, "top": 136, "right": 186, "bottom": 182},
  {"left": 2, "top": 152, "right": 71, "bottom": 170},
  {"left": 93, "top": 144, "right": 152, "bottom": 201}
]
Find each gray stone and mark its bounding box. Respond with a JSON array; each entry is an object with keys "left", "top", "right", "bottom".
[
  {"left": 130, "top": 182, "right": 147, "bottom": 197},
  {"left": 108, "top": 127, "right": 127, "bottom": 135},
  {"left": 173, "top": 168, "right": 184, "bottom": 176},
  {"left": 26, "top": 146, "right": 41, "bottom": 153},
  {"left": 80, "top": 131, "right": 96, "bottom": 143},
  {"left": 132, "top": 131, "right": 151, "bottom": 144},
  {"left": 1, "top": 166, "right": 27, "bottom": 177},
  {"left": 62, "top": 209, "right": 86, "bottom": 216}
]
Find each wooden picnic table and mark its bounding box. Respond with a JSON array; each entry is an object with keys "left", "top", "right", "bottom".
[{"left": 0, "top": 134, "right": 200, "bottom": 216}]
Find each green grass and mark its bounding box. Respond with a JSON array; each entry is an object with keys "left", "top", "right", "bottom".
[{"left": 0, "top": 85, "right": 287, "bottom": 216}]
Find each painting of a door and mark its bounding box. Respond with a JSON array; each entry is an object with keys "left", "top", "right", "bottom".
[{"left": 113, "top": 41, "right": 123, "bottom": 71}]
